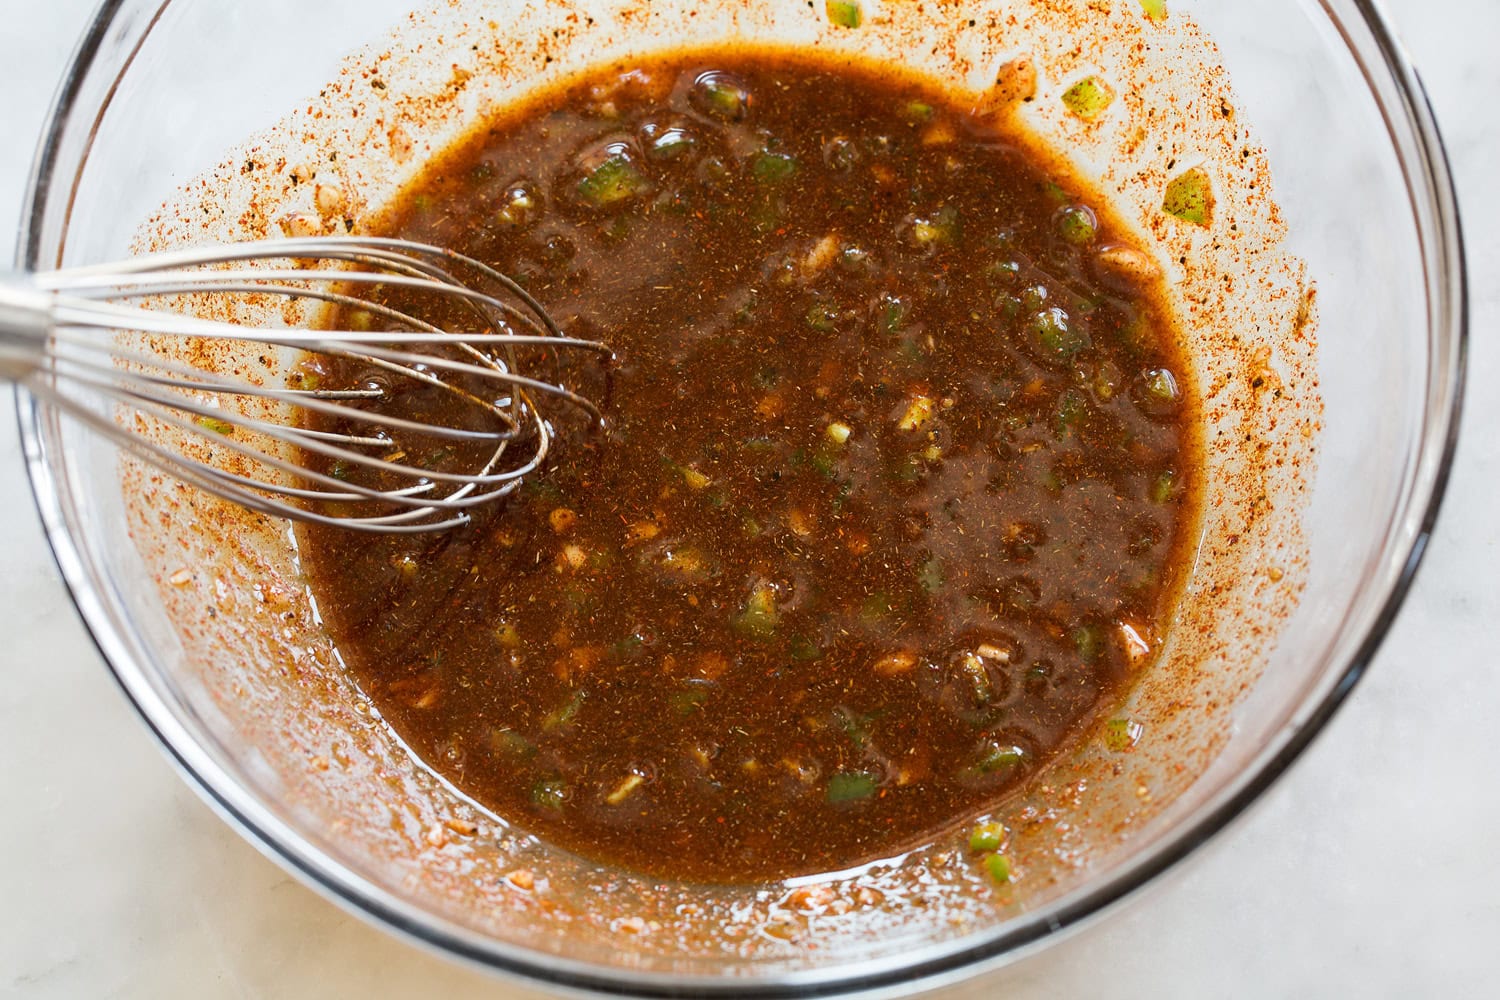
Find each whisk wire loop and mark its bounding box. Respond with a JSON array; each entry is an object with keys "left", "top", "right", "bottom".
[{"left": 7, "top": 236, "right": 609, "bottom": 532}]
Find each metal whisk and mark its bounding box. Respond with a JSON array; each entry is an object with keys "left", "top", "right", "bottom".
[{"left": 0, "top": 236, "right": 610, "bottom": 532}]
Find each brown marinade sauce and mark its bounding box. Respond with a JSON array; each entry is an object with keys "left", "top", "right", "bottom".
[{"left": 298, "top": 50, "right": 1199, "bottom": 882}]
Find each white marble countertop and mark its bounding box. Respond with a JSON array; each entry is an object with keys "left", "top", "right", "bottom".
[{"left": 1, "top": 1, "right": 1494, "bottom": 996}]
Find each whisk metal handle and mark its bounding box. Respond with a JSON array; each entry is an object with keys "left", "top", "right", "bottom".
[{"left": 0, "top": 279, "right": 52, "bottom": 381}]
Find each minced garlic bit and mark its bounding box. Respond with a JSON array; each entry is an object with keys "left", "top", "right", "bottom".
[
  {"left": 314, "top": 183, "right": 346, "bottom": 217},
  {"left": 786, "top": 884, "right": 837, "bottom": 910},
  {"left": 826, "top": 420, "right": 853, "bottom": 444},
  {"left": 661, "top": 547, "right": 707, "bottom": 576},
  {"left": 873, "top": 649, "right": 918, "bottom": 676},
  {"left": 695, "top": 651, "right": 729, "bottom": 680},
  {"left": 1117, "top": 620, "right": 1152, "bottom": 664},
  {"left": 549, "top": 507, "right": 579, "bottom": 533},
  {"left": 987, "top": 55, "right": 1037, "bottom": 109},
  {"left": 627, "top": 519, "right": 661, "bottom": 542},
  {"left": 605, "top": 773, "right": 646, "bottom": 805},
  {"left": 921, "top": 120, "right": 956, "bottom": 146},
  {"left": 494, "top": 622, "right": 522, "bottom": 649},
  {"left": 278, "top": 211, "right": 322, "bottom": 238},
  {"left": 1094, "top": 244, "right": 1162, "bottom": 286},
  {"left": 898, "top": 394, "right": 936, "bottom": 431},
  {"left": 801, "top": 233, "right": 841, "bottom": 276}
]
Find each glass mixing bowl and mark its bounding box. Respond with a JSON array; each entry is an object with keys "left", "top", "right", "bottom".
[{"left": 16, "top": 0, "right": 1464, "bottom": 994}]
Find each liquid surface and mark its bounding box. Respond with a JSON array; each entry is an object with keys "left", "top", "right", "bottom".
[{"left": 299, "top": 52, "right": 1197, "bottom": 882}]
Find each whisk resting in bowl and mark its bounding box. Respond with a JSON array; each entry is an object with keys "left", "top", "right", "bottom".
[{"left": 0, "top": 236, "right": 610, "bottom": 533}]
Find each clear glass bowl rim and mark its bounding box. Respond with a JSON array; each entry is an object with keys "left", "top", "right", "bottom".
[{"left": 12, "top": 0, "right": 1468, "bottom": 995}]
